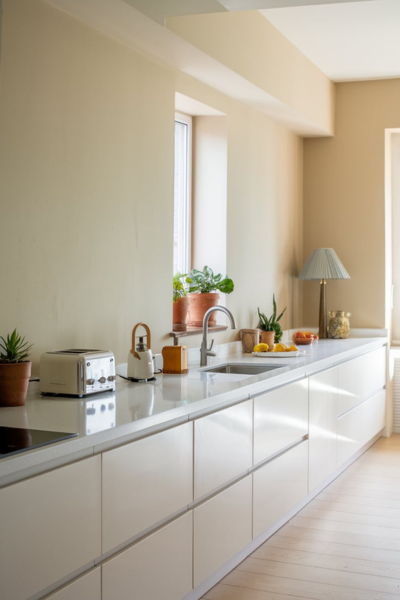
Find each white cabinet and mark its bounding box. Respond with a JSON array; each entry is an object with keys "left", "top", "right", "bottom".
[
  {"left": 102, "top": 422, "right": 193, "bottom": 553},
  {"left": 337, "top": 346, "right": 386, "bottom": 416},
  {"left": 194, "top": 476, "right": 252, "bottom": 587},
  {"left": 46, "top": 568, "right": 101, "bottom": 600},
  {"left": 102, "top": 512, "right": 192, "bottom": 600},
  {"left": 253, "top": 441, "right": 308, "bottom": 538},
  {"left": 254, "top": 379, "right": 308, "bottom": 465},
  {"left": 0, "top": 456, "right": 101, "bottom": 600},
  {"left": 337, "top": 389, "right": 386, "bottom": 466},
  {"left": 194, "top": 400, "right": 252, "bottom": 499},
  {"left": 309, "top": 366, "right": 338, "bottom": 492}
]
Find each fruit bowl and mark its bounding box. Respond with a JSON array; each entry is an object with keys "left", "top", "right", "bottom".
[
  {"left": 293, "top": 336, "right": 313, "bottom": 345},
  {"left": 292, "top": 331, "right": 318, "bottom": 345}
]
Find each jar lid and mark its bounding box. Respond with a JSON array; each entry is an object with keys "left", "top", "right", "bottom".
[{"left": 329, "top": 310, "right": 351, "bottom": 317}]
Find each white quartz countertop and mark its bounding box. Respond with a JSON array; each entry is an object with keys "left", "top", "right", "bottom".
[{"left": 0, "top": 337, "right": 388, "bottom": 486}]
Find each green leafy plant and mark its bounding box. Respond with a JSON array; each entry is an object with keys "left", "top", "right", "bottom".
[
  {"left": 173, "top": 272, "right": 188, "bottom": 303},
  {"left": 258, "top": 295, "right": 287, "bottom": 343},
  {"left": 0, "top": 329, "right": 33, "bottom": 363},
  {"left": 186, "top": 266, "right": 234, "bottom": 295}
]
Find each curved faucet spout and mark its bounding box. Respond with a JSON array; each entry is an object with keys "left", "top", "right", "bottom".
[{"left": 200, "top": 306, "right": 236, "bottom": 367}]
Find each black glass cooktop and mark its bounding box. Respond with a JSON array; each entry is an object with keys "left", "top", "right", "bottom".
[{"left": 0, "top": 426, "right": 78, "bottom": 458}]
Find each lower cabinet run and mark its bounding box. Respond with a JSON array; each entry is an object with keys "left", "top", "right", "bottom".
[
  {"left": 102, "top": 512, "right": 193, "bottom": 600},
  {"left": 253, "top": 441, "right": 308, "bottom": 539},
  {"left": 193, "top": 476, "right": 252, "bottom": 587}
]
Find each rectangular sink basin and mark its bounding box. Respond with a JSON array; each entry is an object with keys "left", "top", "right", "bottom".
[{"left": 203, "top": 363, "right": 286, "bottom": 375}]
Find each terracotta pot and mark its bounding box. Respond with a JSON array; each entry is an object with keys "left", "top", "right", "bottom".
[
  {"left": 188, "top": 292, "right": 220, "bottom": 327},
  {"left": 0, "top": 362, "right": 31, "bottom": 407},
  {"left": 173, "top": 296, "right": 190, "bottom": 332},
  {"left": 259, "top": 330, "right": 275, "bottom": 351}
]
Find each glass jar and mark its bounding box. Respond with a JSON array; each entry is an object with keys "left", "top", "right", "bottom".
[{"left": 328, "top": 311, "right": 351, "bottom": 339}]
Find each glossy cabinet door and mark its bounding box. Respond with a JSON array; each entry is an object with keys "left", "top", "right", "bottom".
[
  {"left": 337, "top": 346, "right": 386, "bottom": 416},
  {"left": 337, "top": 389, "right": 386, "bottom": 466},
  {"left": 253, "top": 440, "right": 308, "bottom": 538},
  {"left": 194, "top": 400, "right": 252, "bottom": 499},
  {"left": 0, "top": 456, "right": 101, "bottom": 600},
  {"left": 254, "top": 379, "right": 308, "bottom": 465},
  {"left": 194, "top": 476, "right": 252, "bottom": 587},
  {"left": 102, "top": 422, "right": 193, "bottom": 553},
  {"left": 46, "top": 568, "right": 101, "bottom": 600},
  {"left": 309, "top": 366, "right": 338, "bottom": 492},
  {"left": 102, "top": 512, "right": 192, "bottom": 600}
]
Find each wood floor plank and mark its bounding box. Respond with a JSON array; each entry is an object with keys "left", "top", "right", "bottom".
[
  {"left": 237, "top": 556, "right": 400, "bottom": 595},
  {"left": 222, "top": 569, "right": 398, "bottom": 600},
  {"left": 279, "top": 522, "right": 400, "bottom": 551},
  {"left": 202, "top": 436, "right": 400, "bottom": 600},
  {"left": 252, "top": 544, "right": 400, "bottom": 579},
  {"left": 290, "top": 515, "right": 400, "bottom": 541},
  {"left": 317, "top": 491, "right": 400, "bottom": 510},
  {"left": 298, "top": 506, "right": 400, "bottom": 529},
  {"left": 264, "top": 533, "right": 400, "bottom": 566},
  {"left": 203, "top": 582, "right": 310, "bottom": 600},
  {"left": 302, "top": 498, "right": 400, "bottom": 519}
]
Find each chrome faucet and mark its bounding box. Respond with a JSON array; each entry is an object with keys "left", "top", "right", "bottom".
[{"left": 200, "top": 306, "right": 236, "bottom": 367}]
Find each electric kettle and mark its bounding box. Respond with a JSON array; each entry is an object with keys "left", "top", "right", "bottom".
[{"left": 127, "top": 323, "right": 154, "bottom": 381}]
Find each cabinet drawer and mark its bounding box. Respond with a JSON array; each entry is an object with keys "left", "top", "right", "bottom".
[
  {"left": 254, "top": 379, "right": 308, "bottom": 465},
  {"left": 0, "top": 456, "right": 101, "bottom": 600},
  {"left": 337, "top": 346, "right": 386, "bottom": 416},
  {"left": 253, "top": 441, "right": 308, "bottom": 539},
  {"left": 46, "top": 568, "right": 101, "bottom": 600},
  {"left": 102, "top": 512, "right": 192, "bottom": 600},
  {"left": 102, "top": 422, "right": 193, "bottom": 553},
  {"left": 337, "top": 389, "right": 386, "bottom": 466},
  {"left": 194, "top": 400, "right": 252, "bottom": 499},
  {"left": 309, "top": 366, "right": 338, "bottom": 493},
  {"left": 194, "top": 476, "right": 252, "bottom": 587}
]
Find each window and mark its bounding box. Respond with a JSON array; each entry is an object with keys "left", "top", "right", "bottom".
[{"left": 173, "top": 112, "right": 192, "bottom": 275}]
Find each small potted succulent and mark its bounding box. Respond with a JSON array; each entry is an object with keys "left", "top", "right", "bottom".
[
  {"left": 257, "top": 295, "right": 286, "bottom": 351},
  {"left": 0, "top": 329, "right": 33, "bottom": 407},
  {"left": 186, "top": 266, "right": 234, "bottom": 327},
  {"left": 173, "top": 273, "right": 190, "bottom": 331}
]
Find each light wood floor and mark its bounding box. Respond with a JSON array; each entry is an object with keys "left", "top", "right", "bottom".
[{"left": 203, "top": 435, "right": 400, "bottom": 600}]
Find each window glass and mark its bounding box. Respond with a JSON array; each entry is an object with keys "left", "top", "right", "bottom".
[{"left": 173, "top": 114, "right": 192, "bottom": 275}]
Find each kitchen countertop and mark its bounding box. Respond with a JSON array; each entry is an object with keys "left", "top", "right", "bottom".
[{"left": 0, "top": 336, "right": 388, "bottom": 486}]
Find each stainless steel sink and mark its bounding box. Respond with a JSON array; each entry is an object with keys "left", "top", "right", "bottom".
[{"left": 203, "top": 363, "right": 286, "bottom": 375}]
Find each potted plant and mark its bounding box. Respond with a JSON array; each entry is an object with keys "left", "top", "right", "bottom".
[
  {"left": 0, "top": 329, "right": 33, "bottom": 407},
  {"left": 173, "top": 273, "right": 190, "bottom": 332},
  {"left": 186, "top": 266, "right": 234, "bottom": 327},
  {"left": 257, "top": 295, "right": 286, "bottom": 350}
]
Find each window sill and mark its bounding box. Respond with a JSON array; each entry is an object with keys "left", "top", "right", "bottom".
[{"left": 170, "top": 326, "right": 228, "bottom": 346}]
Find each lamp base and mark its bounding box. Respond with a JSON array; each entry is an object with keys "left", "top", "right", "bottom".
[{"left": 319, "top": 279, "right": 327, "bottom": 339}]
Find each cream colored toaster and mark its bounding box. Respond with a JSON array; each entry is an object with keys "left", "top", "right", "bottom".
[{"left": 40, "top": 349, "right": 116, "bottom": 397}]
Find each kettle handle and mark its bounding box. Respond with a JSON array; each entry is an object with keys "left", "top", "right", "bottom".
[{"left": 131, "top": 322, "right": 151, "bottom": 353}]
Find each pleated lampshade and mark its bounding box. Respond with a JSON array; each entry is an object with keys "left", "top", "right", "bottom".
[{"left": 299, "top": 248, "right": 350, "bottom": 281}]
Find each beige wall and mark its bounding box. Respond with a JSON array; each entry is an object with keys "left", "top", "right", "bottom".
[
  {"left": 0, "top": 0, "right": 303, "bottom": 373},
  {"left": 304, "top": 79, "right": 400, "bottom": 329}
]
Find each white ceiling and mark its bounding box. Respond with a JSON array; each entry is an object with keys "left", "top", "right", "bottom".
[{"left": 261, "top": 0, "right": 400, "bottom": 82}]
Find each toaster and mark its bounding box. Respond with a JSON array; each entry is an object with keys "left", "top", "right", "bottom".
[{"left": 40, "top": 349, "right": 116, "bottom": 397}]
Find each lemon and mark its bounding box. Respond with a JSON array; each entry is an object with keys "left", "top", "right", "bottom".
[
  {"left": 274, "top": 343, "right": 287, "bottom": 352},
  {"left": 253, "top": 343, "right": 269, "bottom": 352},
  {"left": 289, "top": 345, "right": 299, "bottom": 352}
]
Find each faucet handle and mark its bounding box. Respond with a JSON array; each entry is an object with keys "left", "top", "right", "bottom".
[{"left": 208, "top": 339, "right": 214, "bottom": 352}]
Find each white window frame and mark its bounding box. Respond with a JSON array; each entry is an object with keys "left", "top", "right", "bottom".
[{"left": 174, "top": 112, "right": 192, "bottom": 276}]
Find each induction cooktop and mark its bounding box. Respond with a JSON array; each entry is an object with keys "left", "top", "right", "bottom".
[{"left": 0, "top": 426, "right": 78, "bottom": 458}]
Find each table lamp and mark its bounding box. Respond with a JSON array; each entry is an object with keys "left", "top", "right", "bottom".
[{"left": 299, "top": 248, "right": 350, "bottom": 339}]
